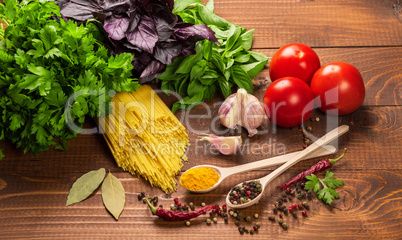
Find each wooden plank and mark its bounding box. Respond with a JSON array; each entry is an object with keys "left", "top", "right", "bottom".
[
  {"left": 208, "top": 0, "right": 402, "bottom": 48},
  {"left": 0, "top": 169, "right": 400, "bottom": 239}
]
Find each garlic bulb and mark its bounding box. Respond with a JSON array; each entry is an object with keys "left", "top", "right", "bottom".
[
  {"left": 199, "top": 134, "right": 242, "bottom": 155},
  {"left": 218, "top": 88, "right": 265, "bottom": 137}
]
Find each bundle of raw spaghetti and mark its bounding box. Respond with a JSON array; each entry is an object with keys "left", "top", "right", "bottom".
[{"left": 98, "top": 85, "right": 189, "bottom": 193}]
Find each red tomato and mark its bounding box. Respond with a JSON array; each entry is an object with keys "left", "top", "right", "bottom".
[
  {"left": 311, "top": 62, "right": 365, "bottom": 115},
  {"left": 269, "top": 43, "right": 321, "bottom": 85},
  {"left": 263, "top": 77, "right": 314, "bottom": 128}
]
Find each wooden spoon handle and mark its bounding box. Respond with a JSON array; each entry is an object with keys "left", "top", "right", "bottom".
[{"left": 259, "top": 125, "right": 349, "bottom": 187}]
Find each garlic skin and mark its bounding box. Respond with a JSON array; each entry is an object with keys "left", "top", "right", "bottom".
[
  {"left": 218, "top": 88, "right": 265, "bottom": 137},
  {"left": 199, "top": 134, "right": 242, "bottom": 155}
]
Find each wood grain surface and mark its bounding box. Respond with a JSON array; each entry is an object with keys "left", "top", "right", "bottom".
[{"left": 0, "top": 0, "right": 401, "bottom": 239}]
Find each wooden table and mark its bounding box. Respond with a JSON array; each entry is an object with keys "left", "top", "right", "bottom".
[{"left": 1, "top": 0, "right": 401, "bottom": 239}]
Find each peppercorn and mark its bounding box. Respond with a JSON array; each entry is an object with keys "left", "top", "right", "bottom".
[
  {"left": 233, "top": 213, "right": 238, "bottom": 218},
  {"left": 282, "top": 223, "right": 288, "bottom": 230},
  {"left": 283, "top": 208, "right": 288, "bottom": 214},
  {"left": 206, "top": 219, "right": 211, "bottom": 225},
  {"left": 274, "top": 201, "right": 279, "bottom": 207},
  {"left": 189, "top": 202, "right": 194, "bottom": 211},
  {"left": 288, "top": 196, "right": 293, "bottom": 201},
  {"left": 292, "top": 212, "right": 297, "bottom": 218},
  {"left": 185, "top": 221, "right": 190, "bottom": 226},
  {"left": 159, "top": 204, "right": 163, "bottom": 208},
  {"left": 142, "top": 198, "right": 147, "bottom": 204},
  {"left": 153, "top": 196, "right": 158, "bottom": 204},
  {"left": 298, "top": 203, "right": 304, "bottom": 210},
  {"left": 244, "top": 228, "right": 249, "bottom": 233},
  {"left": 278, "top": 219, "right": 284, "bottom": 225},
  {"left": 282, "top": 193, "right": 287, "bottom": 198},
  {"left": 297, "top": 193, "right": 302, "bottom": 199},
  {"left": 307, "top": 126, "right": 312, "bottom": 131},
  {"left": 177, "top": 202, "right": 182, "bottom": 207},
  {"left": 254, "top": 213, "right": 259, "bottom": 219},
  {"left": 305, "top": 205, "right": 310, "bottom": 210},
  {"left": 239, "top": 227, "right": 244, "bottom": 234},
  {"left": 137, "top": 193, "right": 144, "bottom": 201},
  {"left": 268, "top": 216, "right": 275, "bottom": 222},
  {"left": 174, "top": 197, "right": 179, "bottom": 203},
  {"left": 316, "top": 117, "right": 320, "bottom": 122},
  {"left": 273, "top": 208, "right": 278, "bottom": 214},
  {"left": 301, "top": 192, "right": 306, "bottom": 198},
  {"left": 302, "top": 210, "right": 307, "bottom": 217},
  {"left": 224, "top": 217, "right": 228, "bottom": 223},
  {"left": 213, "top": 217, "right": 218, "bottom": 223},
  {"left": 201, "top": 202, "right": 206, "bottom": 207},
  {"left": 255, "top": 222, "right": 261, "bottom": 228},
  {"left": 245, "top": 216, "right": 251, "bottom": 222},
  {"left": 235, "top": 221, "right": 240, "bottom": 226},
  {"left": 283, "top": 198, "right": 288, "bottom": 203},
  {"left": 229, "top": 210, "right": 234, "bottom": 216},
  {"left": 250, "top": 230, "right": 254, "bottom": 234},
  {"left": 279, "top": 214, "right": 283, "bottom": 219},
  {"left": 222, "top": 204, "right": 227, "bottom": 212},
  {"left": 307, "top": 192, "right": 313, "bottom": 200},
  {"left": 209, "top": 212, "right": 214, "bottom": 217}
]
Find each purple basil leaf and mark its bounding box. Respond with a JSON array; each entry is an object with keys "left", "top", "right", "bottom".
[
  {"left": 173, "top": 24, "right": 220, "bottom": 45},
  {"left": 139, "top": 60, "right": 166, "bottom": 84},
  {"left": 126, "top": 11, "right": 141, "bottom": 32},
  {"left": 104, "top": 16, "right": 130, "bottom": 40},
  {"left": 151, "top": 4, "right": 178, "bottom": 41},
  {"left": 159, "top": 0, "right": 174, "bottom": 11},
  {"left": 59, "top": 0, "right": 103, "bottom": 22},
  {"left": 126, "top": 15, "right": 158, "bottom": 54},
  {"left": 102, "top": 0, "right": 131, "bottom": 12},
  {"left": 179, "top": 40, "right": 196, "bottom": 57},
  {"left": 153, "top": 41, "right": 182, "bottom": 65}
]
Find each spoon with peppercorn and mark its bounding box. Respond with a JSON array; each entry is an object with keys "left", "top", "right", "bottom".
[
  {"left": 226, "top": 125, "right": 349, "bottom": 209},
  {"left": 180, "top": 144, "right": 337, "bottom": 193}
]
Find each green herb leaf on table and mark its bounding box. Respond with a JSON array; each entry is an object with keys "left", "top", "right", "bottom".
[
  {"left": 66, "top": 168, "right": 106, "bottom": 206},
  {"left": 0, "top": 0, "right": 139, "bottom": 154},
  {"left": 305, "top": 171, "right": 344, "bottom": 205},
  {"left": 0, "top": 149, "right": 4, "bottom": 161},
  {"left": 101, "top": 172, "right": 125, "bottom": 220},
  {"left": 163, "top": 0, "right": 269, "bottom": 112}
]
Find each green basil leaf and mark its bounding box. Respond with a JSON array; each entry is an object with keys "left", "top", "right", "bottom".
[
  {"left": 66, "top": 168, "right": 106, "bottom": 206},
  {"left": 173, "top": 0, "right": 202, "bottom": 13},
  {"left": 217, "top": 76, "right": 231, "bottom": 98},
  {"left": 175, "top": 43, "right": 203, "bottom": 74},
  {"left": 225, "top": 25, "right": 241, "bottom": 51},
  {"left": 198, "top": 5, "right": 230, "bottom": 28},
  {"left": 172, "top": 93, "right": 204, "bottom": 113},
  {"left": 250, "top": 51, "right": 270, "bottom": 62},
  {"left": 102, "top": 172, "right": 125, "bottom": 220},
  {"left": 231, "top": 65, "right": 253, "bottom": 93},
  {"left": 211, "top": 51, "right": 225, "bottom": 73},
  {"left": 188, "top": 79, "right": 207, "bottom": 97},
  {"left": 226, "top": 58, "right": 235, "bottom": 69},
  {"left": 205, "top": 0, "right": 215, "bottom": 12},
  {"left": 190, "top": 60, "right": 208, "bottom": 82},
  {"left": 234, "top": 52, "right": 251, "bottom": 63},
  {"left": 239, "top": 29, "right": 254, "bottom": 51},
  {"left": 204, "top": 83, "right": 217, "bottom": 100},
  {"left": 0, "top": 149, "right": 5, "bottom": 161},
  {"left": 240, "top": 60, "right": 267, "bottom": 79},
  {"left": 178, "top": 76, "right": 190, "bottom": 96},
  {"left": 202, "top": 40, "right": 213, "bottom": 61},
  {"left": 209, "top": 25, "right": 232, "bottom": 38}
]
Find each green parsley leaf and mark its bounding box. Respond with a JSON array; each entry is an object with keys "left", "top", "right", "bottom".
[{"left": 304, "top": 171, "right": 344, "bottom": 205}]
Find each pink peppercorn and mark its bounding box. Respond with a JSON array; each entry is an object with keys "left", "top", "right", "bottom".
[{"left": 302, "top": 210, "right": 307, "bottom": 216}]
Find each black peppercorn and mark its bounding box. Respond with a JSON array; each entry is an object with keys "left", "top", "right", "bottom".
[
  {"left": 268, "top": 216, "right": 275, "bottom": 222},
  {"left": 292, "top": 212, "right": 297, "bottom": 218},
  {"left": 273, "top": 208, "right": 278, "bottom": 214}
]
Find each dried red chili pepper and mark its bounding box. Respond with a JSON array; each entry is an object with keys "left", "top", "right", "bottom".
[
  {"left": 278, "top": 148, "right": 347, "bottom": 190},
  {"left": 145, "top": 198, "right": 219, "bottom": 221}
]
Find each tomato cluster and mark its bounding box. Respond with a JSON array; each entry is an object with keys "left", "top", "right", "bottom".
[{"left": 264, "top": 43, "right": 365, "bottom": 127}]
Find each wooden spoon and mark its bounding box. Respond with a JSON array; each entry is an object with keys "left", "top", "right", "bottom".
[{"left": 225, "top": 125, "right": 349, "bottom": 209}]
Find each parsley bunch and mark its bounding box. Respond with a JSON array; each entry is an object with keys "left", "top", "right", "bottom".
[
  {"left": 305, "top": 171, "right": 344, "bottom": 205},
  {"left": 0, "top": 0, "right": 139, "bottom": 154}
]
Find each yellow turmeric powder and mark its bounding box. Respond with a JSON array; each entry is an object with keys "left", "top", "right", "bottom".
[{"left": 180, "top": 167, "right": 220, "bottom": 191}]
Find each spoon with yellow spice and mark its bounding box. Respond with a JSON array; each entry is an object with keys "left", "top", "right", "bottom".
[{"left": 179, "top": 145, "right": 337, "bottom": 193}]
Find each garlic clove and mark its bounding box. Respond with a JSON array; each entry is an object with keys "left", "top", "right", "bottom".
[
  {"left": 199, "top": 134, "right": 242, "bottom": 155},
  {"left": 218, "top": 88, "right": 265, "bottom": 137}
]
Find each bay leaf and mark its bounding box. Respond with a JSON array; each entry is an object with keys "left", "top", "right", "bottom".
[
  {"left": 66, "top": 168, "right": 106, "bottom": 206},
  {"left": 101, "top": 172, "right": 125, "bottom": 220}
]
